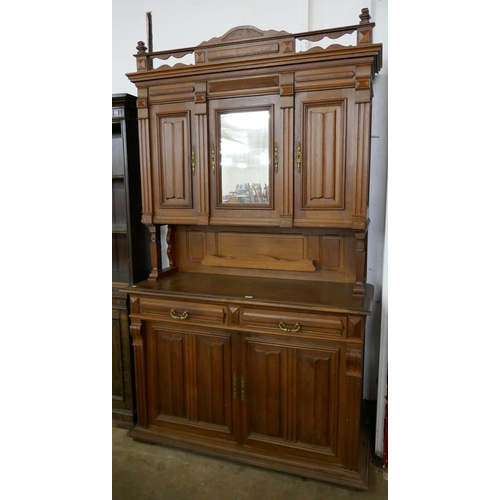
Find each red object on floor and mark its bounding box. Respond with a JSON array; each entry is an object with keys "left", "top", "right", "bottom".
[{"left": 383, "top": 376, "right": 388, "bottom": 468}]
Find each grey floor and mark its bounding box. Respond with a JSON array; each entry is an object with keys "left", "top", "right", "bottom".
[{"left": 112, "top": 427, "right": 388, "bottom": 500}]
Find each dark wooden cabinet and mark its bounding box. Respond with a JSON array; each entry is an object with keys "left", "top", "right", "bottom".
[
  {"left": 112, "top": 295, "right": 135, "bottom": 426},
  {"left": 112, "top": 94, "right": 151, "bottom": 428},
  {"left": 123, "top": 9, "right": 381, "bottom": 489}
]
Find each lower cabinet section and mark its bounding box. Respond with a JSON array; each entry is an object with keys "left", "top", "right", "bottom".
[{"left": 126, "top": 284, "right": 371, "bottom": 489}]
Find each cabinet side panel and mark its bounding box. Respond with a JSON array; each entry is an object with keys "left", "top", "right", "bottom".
[
  {"left": 138, "top": 118, "right": 153, "bottom": 219},
  {"left": 345, "top": 347, "right": 363, "bottom": 471},
  {"left": 112, "top": 234, "right": 130, "bottom": 283},
  {"left": 112, "top": 315, "right": 125, "bottom": 401},
  {"left": 354, "top": 102, "right": 372, "bottom": 216},
  {"left": 112, "top": 125, "right": 124, "bottom": 175}
]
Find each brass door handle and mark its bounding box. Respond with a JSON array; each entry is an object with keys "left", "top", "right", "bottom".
[
  {"left": 170, "top": 309, "right": 188, "bottom": 320},
  {"left": 191, "top": 146, "right": 195, "bottom": 175},
  {"left": 278, "top": 321, "right": 301, "bottom": 332},
  {"left": 211, "top": 145, "right": 216, "bottom": 174},
  {"left": 296, "top": 142, "right": 301, "bottom": 173},
  {"left": 274, "top": 143, "right": 278, "bottom": 173},
  {"left": 241, "top": 375, "right": 245, "bottom": 402}
]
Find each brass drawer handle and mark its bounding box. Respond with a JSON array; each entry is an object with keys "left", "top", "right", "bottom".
[
  {"left": 170, "top": 309, "right": 188, "bottom": 320},
  {"left": 278, "top": 321, "right": 301, "bottom": 332}
]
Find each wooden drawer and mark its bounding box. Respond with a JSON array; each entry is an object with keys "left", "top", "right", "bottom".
[
  {"left": 240, "top": 307, "right": 346, "bottom": 338},
  {"left": 139, "top": 297, "right": 227, "bottom": 325}
]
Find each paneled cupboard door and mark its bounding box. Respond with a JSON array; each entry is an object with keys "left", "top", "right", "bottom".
[
  {"left": 293, "top": 89, "right": 358, "bottom": 228},
  {"left": 145, "top": 321, "right": 238, "bottom": 443},
  {"left": 150, "top": 101, "right": 203, "bottom": 224},
  {"left": 240, "top": 334, "right": 345, "bottom": 466}
]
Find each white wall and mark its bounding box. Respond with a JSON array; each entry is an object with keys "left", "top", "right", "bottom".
[
  {"left": 112, "top": 0, "right": 388, "bottom": 400},
  {"left": 112, "top": 0, "right": 379, "bottom": 94},
  {"left": 364, "top": 0, "right": 388, "bottom": 400}
]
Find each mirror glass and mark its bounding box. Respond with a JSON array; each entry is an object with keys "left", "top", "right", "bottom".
[{"left": 220, "top": 109, "right": 270, "bottom": 205}]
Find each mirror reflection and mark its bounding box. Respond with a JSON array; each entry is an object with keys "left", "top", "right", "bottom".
[{"left": 220, "top": 110, "right": 270, "bottom": 205}]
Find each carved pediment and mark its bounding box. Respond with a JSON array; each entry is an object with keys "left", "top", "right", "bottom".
[{"left": 200, "top": 26, "right": 291, "bottom": 46}]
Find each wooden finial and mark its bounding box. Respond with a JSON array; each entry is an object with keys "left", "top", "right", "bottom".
[
  {"left": 359, "top": 8, "right": 371, "bottom": 24},
  {"left": 136, "top": 41, "right": 147, "bottom": 54}
]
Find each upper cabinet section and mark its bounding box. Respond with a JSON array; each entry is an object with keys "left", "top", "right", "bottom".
[{"left": 127, "top": 8, "right": 382, "bottom": 230}]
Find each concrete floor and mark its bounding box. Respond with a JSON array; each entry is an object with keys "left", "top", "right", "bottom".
[{"left": 112, "top": 427, "right": 388, "bottom": 499}]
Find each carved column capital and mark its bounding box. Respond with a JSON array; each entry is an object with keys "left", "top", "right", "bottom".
[{"left": 129, "top": 320, "right": 145, "bottom": 347}]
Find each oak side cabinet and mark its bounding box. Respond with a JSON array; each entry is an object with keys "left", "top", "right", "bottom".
[{"left": 112, "top": 93, "right": 151, "bottom": 428}]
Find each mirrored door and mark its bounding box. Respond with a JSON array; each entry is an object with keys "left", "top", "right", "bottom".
[
  {"left": 219, "top": 109, "right": 271, "bottom": 206},
  {"left": 209, "top": 95, "right": 282, "bottom": 225}
]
